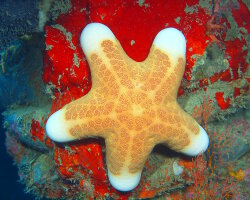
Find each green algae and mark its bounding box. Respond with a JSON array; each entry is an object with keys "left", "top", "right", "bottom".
[
  {"left": 52, "top": 24, "right": 76, "bottom": 50},
  {"left": 174, "top": 17, "right": 181, "bottom": 24},
  {"left": 130, "top": 40, "right": 136, "bottom": 46},
  {"left": 224, "top": 10, "right": 247, "bottom": 41},
  {"left": 199, "top": 0, "right": 213, "bottom": 13},
  {"left": 73, "top": 53, "right": 81, "bottom": 68},
  {"left": 47, "top": 0, "right": 72, "bottom": 21},
  {"left": 242, "top": 0, "right": 250, "bottom": 8},
  {"left": 191, "top": 43, "right": 229, "bottom": 80},
  {"left": 137, "top": 0, "right": 150, "bottom": 8},
  {"left": 184, "top": 3, "right": 199, "bottom": 14}
]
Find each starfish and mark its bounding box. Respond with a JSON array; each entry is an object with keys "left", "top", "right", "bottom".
[{"left": 46, "top": 23, "right": 209, "bottom": 192}]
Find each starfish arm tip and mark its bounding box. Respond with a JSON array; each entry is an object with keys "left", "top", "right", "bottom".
[
  {"left": 80, "top": 23, "right": 116, "bottom": 57},
  {"left": 108, "top": 170, "right": 141, "bottom": 192},
  {"left": 153, "top": 27, "right": 186, "bottom": 59},
  {"left": 181, "top": 125, "right": 209, "bottom": 156},
  {"left": 46, "top": 110, "right": 75, "bottom": 143}
]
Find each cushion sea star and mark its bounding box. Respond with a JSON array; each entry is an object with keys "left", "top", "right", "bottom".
[{"left": 46, "top": 23, "right": 209, "bottom": 191}]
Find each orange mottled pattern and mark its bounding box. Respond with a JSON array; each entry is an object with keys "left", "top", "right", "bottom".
[{"left": 62, "top": 39, "right": 200, "bottom": 175}]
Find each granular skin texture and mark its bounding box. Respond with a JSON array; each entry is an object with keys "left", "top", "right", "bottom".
[{"left": 61, "top": 39, "right": 199, "bottom": 176}]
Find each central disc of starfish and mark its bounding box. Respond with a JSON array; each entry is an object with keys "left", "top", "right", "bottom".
[{"left": 46, "top": 23, "right": 209, "bottom": 192}]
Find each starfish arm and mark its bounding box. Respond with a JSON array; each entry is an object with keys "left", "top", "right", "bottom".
[
  {"left": 46, "top": 109, "right": 76, "bottom": 142},
  {"left": 142, "top": 28, "right": 187, "bottom": 101},
  {"left": 151, "top": 27, "right": 186, "bottom": 67},
  {"left": 80, "top": 23, "right": 138, "bottom": 91},
  {"left": 105, "top": 130, "right": 155, "bottom": 191},
  {"left": 156, "top": 104, "right": 209, "bottom": 156},
  {"left": 153, "top": 57, "right": 186, "bottom": 104},
  {"left": 180, "top": 123, "right": 209, "bottom": 156},
  {"left": 80, "top": 23, "right": 120, "bottom": 95},
  {"left": 80, "top": 23, "right": 116, "bottom": 61},
  {"left": 46, "top": 96, "right": 116, "bottom": 142}
]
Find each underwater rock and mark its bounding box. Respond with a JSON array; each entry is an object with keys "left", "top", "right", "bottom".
[
  {"left": 208, "top": 110, "right": 250, "bottom": 162},
  {"left": 0, "top": 34, "right": 49, "bottom": 108},
  {"left": 0, "top": 0, "right": 38, "bottom": 52},
  {"left": 3, "top": 106, "right": 52, "bottom": 152},
  {"left": 0, "top": 0, "right": 72, "bottom": 52}
]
